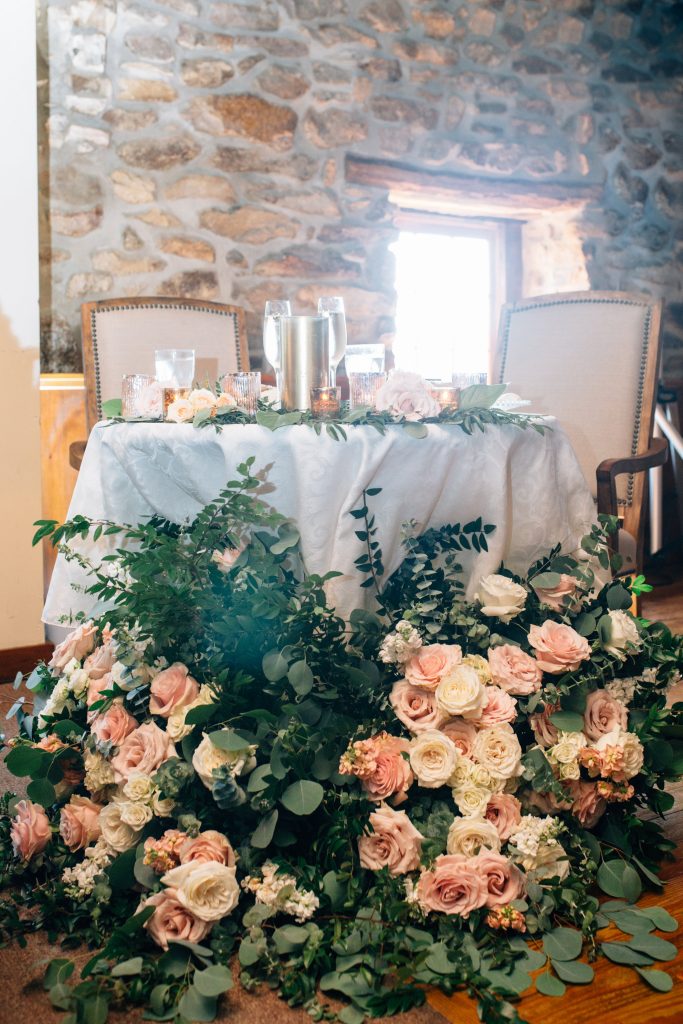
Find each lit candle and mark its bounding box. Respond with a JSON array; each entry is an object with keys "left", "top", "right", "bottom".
[
  {"left": 431, "top": 384, "right": 460, "bottom": 412},
  {"left": 163, "top": 386, "right": 191, "bottom": 417},
  {"left": 310, "top": 385, "right": 341, "bottom": 419}
]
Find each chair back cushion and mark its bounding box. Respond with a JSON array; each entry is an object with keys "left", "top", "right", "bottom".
[
  {"left": 494, "top": 291, "right": 661, "bottom": 504},
  {"left": 82, "top": 299, "right": 248, "bottom": 427}
]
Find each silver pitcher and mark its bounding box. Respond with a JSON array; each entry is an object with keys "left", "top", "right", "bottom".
[{"left": 279, "top": 315, "right": 330, "bottom": 411}]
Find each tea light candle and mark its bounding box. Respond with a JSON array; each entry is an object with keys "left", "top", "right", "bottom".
[
  {"left": 163, "top": 386, "right": 191, "bottom": 417},
  {"left": 431, "top": 384, "right": 460, "bottom": 412},
  {"left": 310, "top": 385, "right": 341, "bottom": 419}
]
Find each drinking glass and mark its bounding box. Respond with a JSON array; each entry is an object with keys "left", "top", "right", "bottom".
[
  {"left": 222, "top": 371, "right": 261, "bottom": 416},
  {"left": 154, "top": 348, "right": 195, "bottom": 387},
  {"left": 263, "top": 300, "right": 292, "bottom": 388},
  {"left": 318, "top": 296, "right": 347, "bottom": 386},
  {"left": 345, "top": 344, "right": 385, "bottom": 375}
]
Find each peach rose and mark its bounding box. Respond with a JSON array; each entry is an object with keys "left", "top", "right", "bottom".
[
  {"left": 37, "top": 734, "right": 67, "bottom": 753},
  {"left": 404, "top": 644, "right": 462, "bottom": 691},
  {"left": 528, "top": 621, "right": 591, "bottom": 674},
  {"left": 363, "top": 739, "right": 414, "bottom": 804},
  {"left": 141, "top": 887, "right": 213, "bottom": 951},
  {"left": 533, "top": 574, "right": 579, "bottom": 612},
  {"left": 83, "top": 641, "right": 116, "bottom": 680},
  {"left": 479, "top": 686, "right": 517, "bottom": 727},
  {"left": 358, "top": 805, "right": 423, "bottom": 876},
  {"left": 49, "top": 621, "right": 97, "bottom": 672},
  {"left": 110, "top": 721, "right": 176, "bottom": 783},
  {"left": 484, "top": 793, "right": 522, "bottom": 841},
  {"left": 440, "top": 719, "right": 477, "bottom": 757},
  {"left": 529, "top": 702, "right": 559, "bottom": 748},
  {"left": 150, "top": 663, "right": 200, "bottom": 719},
  {"left": 565, "top": 779, "right": 607, "bottom": 828},
  {"left": 583, "top": 689, "right": 628, "bottom": 742},
  {"left": 59, "top": 795, "right": 101, "bottom": 852},
  {"left": 523, "top": 787, "right": 572, "bottom": 814},
  {"left": 474, "top": 850, "right": 526, "bottom": 908},
  {"left": 416, "top": 854, "right": 488, "bottom": 917},
  {"left": 390, "top": 679, "right": 446, "bottom": 734},
  {"left": 488, "top": 644, "right": 543, "bottom": 696},
  {"left": 10, "top": 800, "right": 51, "bottom": 861},
  {"left": 90, "top": 702, "right": 138, "bottom": 746},
  {"left": 87, "top": 672, "right": 114, "bottom": 712},
  {"left": 180, "top": 830, "right": 236, "bottom": 867}
]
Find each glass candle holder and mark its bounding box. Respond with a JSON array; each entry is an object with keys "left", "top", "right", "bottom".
[
  {"left": 452, "top": 371, "right": 488, "bottom": 388},
  {"left": 310, "top": 385, "right": 341, "bottom": 419},
  {"left": 348, "top": 371, "right": 386, "bottom": 410},
  {"left": 154, "top": 348, "right": 195, "bottom": 388},
  {"left": 222, "top": 371, "right": 261, "bottom": 416},
  {"left": 163, "top": 387, "right": 191, "bottom": 417},
  {"left": 430, "top": 383, "right": 460, "bottom": 412},
  {"left": 121, "top": 374, "right": 162, "bottom": 419}
]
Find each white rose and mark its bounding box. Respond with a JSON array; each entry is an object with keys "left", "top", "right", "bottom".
[
  {"left": 189, "top": 388, "right": 217, "bottom": 412},
  {"left": 215, "top": 391, "right": 237, "bottom": 410},
  {"left": 452, "top": 782, "right": 492, "bottom": 817},
  {"left": 557, "top": 761, "right": 581, "bottom": 781},
  {"left": 119, "top": 800, "right": 154, "bottom": 829},
  {"left": 446, "top": 816, "right": 501, "bottom": 856},
  {"left": 69, "top": 669, "right": 89, "bottom": 701},
  {"left": 192, "top": 733, "right": 256, "bottom": 790},
  {"left": 603, "top": 610, "right": 643, "bottom": 659},
  {"left": 152, "top": 792, "right": 175, "bottom": 817},
  {"left": 475, "top": 574, "right": 527, "bottom": 622},
  {"left": 435, "top": 665, "right": 486, "bottom": 720},
  {"left": 161, "top": 861, "right": 240, "bottom": 922},
  {"left": 374, "top": 370, "right": 441, "bottom": 422},
  {"left": 166, "top": 398, "right": 194, "bottom": 423},
  {"left": 595, "top": 727, "right": 644, "bottom": 779},
  {"left": 472, "top": 724, "right": 523, "bottom": 780},
  {"left": 99, "top": 801, "right": 142, "bottom": 852},
  {"left": 409, "top": 730, "right": 458, "bottom": 788},
  {"left": 122, "top": 773, "right": 155, "bottom": 804},
  {"left": 522, "top": 843, "right": 570, "bottom": 881},
  {"left": 448, "top": 754, "right": 471, "bottom": 789},
  {"left": 548, "top": 732, "right": 587, "bottom": 766},
  {"left": 167, "top": 685, "right": 216, "bottom": 743}
]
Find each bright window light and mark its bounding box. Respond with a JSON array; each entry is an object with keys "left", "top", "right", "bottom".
[{"left": 390, "top": 231, "right": 492, "bottom": 381}]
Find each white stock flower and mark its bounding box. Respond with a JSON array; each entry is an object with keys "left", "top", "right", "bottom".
[
  {"left": 605, "top": 677, "right": 637, "bottom": 705},
  {"left": 603, "top": 610, "right": 643, "bottom": 659},
  {"left": 472, "top": 724, "right": 523, "bottom": 780},
  {"left": 122, "top": 773, "right": 155, "bottom": 804},
  {"left": 99, "top": 801, "right": 142, "bottom": 853},
  {"left": 475, "top": 574, "right": 527, "bottom": 623},
  {"left": 84, "top": 751, "right": 116, "bottom": 795},
  {"left": 409, "top": 730, "right": 458, "bottom": 788},
  {"left": 435, "top": 665, "right": 486, "bottom": 720},
  {"left": 446, "top": 816, "right": 501, "bottom": 856},
  {"left": 379, "top": 620, "right": 422, "bottom": 665},
  {"left": 192, "top": 733, "right": 256, "bottom": 790},
  {"left": 161, "top": 861, "right": 240, "bottom": 922},
  {"left": 119, "top": 800, "right": 154, "bottom": 829}
]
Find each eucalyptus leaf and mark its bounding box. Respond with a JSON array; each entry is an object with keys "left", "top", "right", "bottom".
[
  {"left": 640, "top": 906, "right": 678, "bottom": 932},
  {"left": 635, "top": 968, "right": 674, "bottom": 992},
  {"left": 178, "top": 986, "right": 217, "bottom": 1022},
  {"left": 193, "top": 965, "right": 233, "bottom": 997},
  {"left": 551, "top": 959, "right": 594, "bottom": 984},
  {"left": 279, "top": 779, "right": 324, "bottom": 816},
  {"left": 111, "top": 956, "right": 143, "bottom": 977},
  {"left": 542, "top": 927, "right": 583, "bottom": 961},
  {"left": 262, "top": 650, "right": 289, "bottom": 681},
  {"left": 535, "top": 972, "right": 566, "bottom": 997},
  {"left": 597, "top": 859, "right": 642, "bottom": 902},
  {"left": 549, "top": 711, "right": 585, "bottom": 732},
  {"left": 626, "top": 934, "right": 677, "bottom": 961},
  {"left": 251, "top": 809, "right": 278, "bottom": 849},
  {"left": 601, "top": 942, "right": 654, "bottom": 966},
  {"left": 402, "top": 421, "right": 428, "bottom": 439}
]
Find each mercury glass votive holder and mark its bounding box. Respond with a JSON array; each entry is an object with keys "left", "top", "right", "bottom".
[
  {"left": 310, "top": 385, "right": 341, "bottom": 419},
  {"left": 163, "top": 386, "right": 191, "bottom": 417},
  {"left": 430, "top": 383, "right": 461, "bottom": 412},
  {"left": 452, "top": 371, "right": 488, "bottom": 388},
  {"left": 348, "top": 371, "right": 386, "bottom": 410},
  {"left": 121, "top": 374, "right": 160, "bottom": 419},
  {"left": 222, "top": 371, "right": 262, "bottom": 416}
]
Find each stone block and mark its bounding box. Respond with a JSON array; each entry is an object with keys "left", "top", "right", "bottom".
[
  {"left": 52, "top": 165, "right": 103, "bottom": 205},
  {"left": 200, "top": 207, "right": 300, "bottom": 244},
  {"left": 209, "top": 2, "right": 279, "bottom": 30},
  {"left": 414, "top": 8, "right": 458, "bottom": 39},
  {"left": 624, "top": 141, "right": 662, "bottom": 170},
  {"left": 465, "top": 41, "right": 506, "bottom": 66},
  {"left": 360, "top": 0, "right": 406, "bottom": 32},
  {"left": 52, "top": 207, "right": 103, "bottom": 236},
  {"left": 155, "top": 0, "right": 200, "bottom": 14},
  {"left": 357, "top": 56, "right": 402, "bottom": 81},
  {"left": 184, "top": 95, "right": 297, "bottom": 149},
  {"left": 124, "top": 33, "right": 174, "bottom": 62},
  {"left": 313, "top": 61, "right": 352, "bottom": 83},
  {"left": 92, "top": 250, "right": 166, "bottom": 275},
  {"left": 133, "top": 208, "right": 183, "bottom": 227},
  {"left": 122, "top": 227, "right": 144, "bottom": 250},
  {"left": 70, "top": 32, "right": 106, "bottom": 73},
  {"left": 111, "top": 170, "right": 157, "bottom": 204},
  {"left": 181, "top": 59, "right": 235, "bottom": 87},
  {"left": 303, "top": 107, "right": 367, "bottom": 148},
  {"left": 65, "top": 125, "right": 110, "bottom": 149},
  {"left": 211, "top": 146, "right": 318, "bottom": 179},
  {"left": 159, "top": 270, "right": 219, "bottom": 299},
  {"left": 468, "top": 8, "right": 497, "bottom": 35},
  {"left": 307, "top": 23, "right": 377, "bottom": 49},
  {"left": 66, "top": 272, "right": 113, "bottom": 298},
  {"left": 160, "top": 235, "right": 216, "bottom": 262},
  {"left": 118, "top": 78, "right": 177, "bottom": 102},
  {"left": 456, "top": 142, "right": 524, "bottom": 174},
  {"left": 393, "top": 39, "right": 458, "bottom": 65},
  {"left": 102, "top": 109, "right": 159, "bottom": 134},
  {"left": 369, "top": 96, "right": 438, "bottom": 129},
  {"left": 612, "top": 162, "right": 649, "bottom": 205},
  {"left": 70, "top": 0, "right": 116, "bottom": 33},
  {"left": 119, "top": 135, "right": 201, "bottom": 170},
  {"left": 177, "top": 24, "right": 234, "bottom": 51},
  {"left": 235, "top": 35, "right": 309, "bottom": 57},
  {"left": 164, "top": 175, "right": 236, "bottom": 202},
  {"left": 70, "top": 74, "right": 112, "bottom": 97},
  {"left": 512, "top": 55, "right": 562, "bottom": 74},
  {"left": 257, "top": 65, "right": 311, "bottom": 99},
  {"left": 294, "top": 0, "right": 348, "bottom": 16},
  {"left": 254, "top": 245, "right": 361, "bottom": 279},
  {"left": 244, "top": 184, "right": 341, "bottom": 217}
]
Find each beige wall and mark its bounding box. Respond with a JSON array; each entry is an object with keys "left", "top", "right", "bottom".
[{"left": 0, "top": 4, "right": 43, "bottom": 647}]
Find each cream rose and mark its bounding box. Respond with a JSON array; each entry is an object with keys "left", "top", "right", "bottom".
[
  {"left": 603, "top": 610, "right": 643, "bottom": 659},
  {"left": 111, "top": 721, "right": 176, "bottom": 783},
  {"left": 488, "top": 644, "right": 543, "bottom": 695},
  {"left": 142, "top": 887, "right": 213, "bottom": 951},
  {"left": 390, "top": 679, "right": 446, "bottom": 734},
  {"left": 11, "top": 800, "right": 51, "bottom": 861},
  {"left": 150, "top": 663, "right": 200, "bottom": 719},
  {"left": 484, "top": 793, "right": 522, "bottom": 841},
  {"left": 479, "top": 686, "right": 517, "bottom": 727},
  {"left": 90, "top": 702, "right": 138, "bottom": 746},
  {"left": 435, "top": 665, "right": 485, "bottom": 720},
  {"left": 59, "top": 795, "right": 101, "bottom": 852},
  {"left": 166, "top": 398, "right": 194, "bottom": 423},
  {"left": 161, "top": 861, "right": 240, "bottom": 922},
  {"left": 215, "top": 390, "right": 237, "bottom": 410},
  {"left": 189, "top": 388, "right": 217, "bottom": 412},
  {"left": 99, "top": 801, "right": 142, "bottom": 852},
  {"left": 452, "top": 783, "right": 492, "bottom": 817},
  {"left": 119, "top": 800, "right": 154, "bottom": 829},
  {"left": 166, "top": 685, "right": 215, "bottom": 743},
  {"left": 49, "top": 621, "right": 97, "bottom": 672},
  {"left": 533, "top": 573, "right": 579, "bottom": 612},
  {"left": 404, "top": 644, "right": 462, "bottom": 691},
  {"left": 192, "top": 732, "right": 256, "bottom": 789},
  {"left": 528, "top": 621, "right": 591, "bottom": 674},
  {"left": 474, "top": 850, "right": 526, "bottom": 908},
  {"left": 472, "top": 724, "right": 523, "bottom": 780},
  {"left": 409, "top": 730, "right": 458, "bottom": 788},
  {"left": 583, "top": 689, "right": 628, "bottom": 742},
  {"left": 375, "top": 370, "right": 441, "bottom": 421},
  {"left": 122, "top": 772, "right": 156, "bottom": 803},
  {"left": 416, "top": 854, "right": 488, "bottom": 917},
  {"left": 475, "top": 574, "right": 527, "bottom": 623},
  {"left": 180, "top": 830, "right": 236, "bottom": 867},
  {"left": 446, "top": 816, "right": 501, "bottom": 857},
  {"left": 358, "top": 805, "right": 423, "bottom": 876},
  {"left": 440, "top": 718, "right": 477, "bottom": 757}
]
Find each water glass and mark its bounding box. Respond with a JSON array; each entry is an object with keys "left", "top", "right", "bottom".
[
  {"left": 222, "top": 371, "right": 261, "bottom": 416},
  {"left": 345, "top": 344, "right": 385, "bottom": 375},
  {"left": 452, "top": 371, "right": 488, "bottom": 388},
  {"left": 263, "top": 300, "right": 292, "bottom": 385},
  {"left": 121, "top": 374, "right": 161, "bottom": 419},
  {"left": 154, "top": 348, "right": 195, "bottom": 388},
  {"left": 318, "top": 296, "right": 347, "bottom": 386},
  {"left": 349, "top": 371, "right": 386, "bottom": 410}
]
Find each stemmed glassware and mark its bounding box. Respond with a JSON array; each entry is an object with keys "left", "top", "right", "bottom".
[
  {"left": 263, "top": 300, "right": 291, "bottom": 391},
  {"left": 318, "top": 296, "right": 347, "bottom": 387}
]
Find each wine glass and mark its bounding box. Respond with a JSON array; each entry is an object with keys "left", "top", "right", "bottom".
[
  {"left": 263, "top": 300, "right": 291, "bottom": 388},
  {"left": 318, "top": 296, "right": 347, "bottom": 386}
]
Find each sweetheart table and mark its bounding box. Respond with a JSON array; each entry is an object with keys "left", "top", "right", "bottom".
[{"left": 43, "top": 418, "right": 596, "bottom": 627}]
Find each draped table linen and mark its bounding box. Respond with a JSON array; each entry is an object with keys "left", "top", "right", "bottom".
[{"left": 43, "top": 419, "right": 596, "bottom": 626}]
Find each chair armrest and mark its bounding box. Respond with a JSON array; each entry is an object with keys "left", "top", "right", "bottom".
[
  {"left": 596, "top": 437, "right": 668, "bottom": 517},
  {"left": 69, "top": 440, "right": 86, "bottom": 472}
]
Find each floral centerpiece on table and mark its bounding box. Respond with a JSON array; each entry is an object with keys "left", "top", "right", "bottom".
[{"left": 2, "top": 463, "right": 682, "bottom": 1024}]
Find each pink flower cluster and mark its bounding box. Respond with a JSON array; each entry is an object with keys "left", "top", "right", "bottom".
[
  {"left": 338, "top": 732, "right": 413, "bottom": 804},
  {"left": 144, "top": 828, "right": 235, "bottom": 875},
  {"left": 416, "top": 850, "right": 526, "bottom": 917}
]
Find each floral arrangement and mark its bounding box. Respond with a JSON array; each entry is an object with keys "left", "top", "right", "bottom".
[{"left": 3, "top": 463, "right": 682, "bottom": 1024}]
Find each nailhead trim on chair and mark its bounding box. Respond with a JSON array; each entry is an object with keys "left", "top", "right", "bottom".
[
  {"left": 498, "top": 296, "right": 654, "bottom": 508},
  {"left": 91, "top": 303, "right": 244, "bottom": 421}
]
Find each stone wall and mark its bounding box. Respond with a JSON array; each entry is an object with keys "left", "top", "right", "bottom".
[{"left": 39, "top": 0, "right": 683, "bottom": 375}]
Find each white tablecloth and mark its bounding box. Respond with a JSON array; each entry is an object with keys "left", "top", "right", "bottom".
[{"left": 43, "top": 419, "right": 596, "bottom": 626}]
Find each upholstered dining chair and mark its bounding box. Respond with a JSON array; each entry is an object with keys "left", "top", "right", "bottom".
[
  {"left": 493, "top": 290, "right": 668, "bottom": 574},
  {"left": 69, "top": 297, "right": 249, "bottom": 469}
]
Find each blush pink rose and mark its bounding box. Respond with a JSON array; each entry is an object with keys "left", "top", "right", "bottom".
[
  {"left": 110, "top": 721, "right": 176, "bottom": 783},
  {"left": 440, "top": 719, "right": 477, "bottom": 757},
  {"left": 416, "top": 854, "right": 488, "bottom": 917},
  {"left": 141, "top": 887, "right": 213, "bottom": 951},
  {"left": 488, "top": 644, "right": 543, "bottom": 695},
  {"left": 180, "top": 830, "right": 236, "bottom": 867},
  {"left": 566, "top": 780, "right": 607, "bottom": 828},
  {"left": 83, "top": 641, "right": 116, "bottom": 680},
  {"left": 523, "top": 786, "right": 572, "bottom": 814},
  {"left": 87, "top": 672, "right": 114, "bottom": 717},
  {"left": 49, "top": 621, "right": 97, "bottom": 672},
  {"left": 59, "top": 795, "right": 102, "bottom": 852},
  {"left": 533, "top": 574, "right": 579, "bottom": 612},
  {"left": 11, "top": 800, "right": 51, "bottom": 861},
  {"left": 358, "top": 805, "right": 423, "bottom": 876},
  {"left": 583, "top": 689, "right": 628, "bottom": 742},
  {"left": 404, "top": 644, "right": 463, "bottom": 691},
  {"left": 529, "top": 702, "right": 560, "bottom": 748},
  {"left": 390, "top": 679, "right": 446, "bottom": 734},
  {"left": 90, "top": 702, "right": 138, "bottom": 745},
  {"left": 528, "top": 621, "right": 591, "bottom": 674},
  {"left": 484, "top": 793, "right": 522, "bottom": 841},
  {"left": 150, "top": 663, "right": 200, "bottom": 718},
  {"left": 479, "top": 686, "right": 517, "bottom": 727},
  {"left": 473, "top": 850, "right": 526, "bottom": 908}
]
